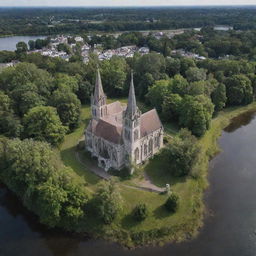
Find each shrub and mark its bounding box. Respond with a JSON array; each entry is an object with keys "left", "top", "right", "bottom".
[
  {"left": 165, "top": 193, "right": 179, "bottom": 213},
  {"left": 133, "top": 203, "right": 148, "bottom": 221}
]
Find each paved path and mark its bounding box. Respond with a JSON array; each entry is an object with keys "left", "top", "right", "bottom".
[
  {"left": 137, "top": 172, "right": 165, "bottom": 193},
  {"left": 75, "top": 150, "right": 165, "bottom": 193}
]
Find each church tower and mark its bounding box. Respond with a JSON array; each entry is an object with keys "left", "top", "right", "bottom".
[
  {"left": 91, "top": 68, "right": 107, "bottom": 120},
  {"left": 123, "top": 72, "right": 141, "bottom": 166}
]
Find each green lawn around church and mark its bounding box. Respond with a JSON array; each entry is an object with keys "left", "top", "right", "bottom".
[{"left": 59, "top": 99, "right": 256, "bottom": 247}]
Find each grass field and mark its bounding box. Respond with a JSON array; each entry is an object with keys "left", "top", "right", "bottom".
[{"left": 59, "top": 100, "right": 256, "bottom": 247}]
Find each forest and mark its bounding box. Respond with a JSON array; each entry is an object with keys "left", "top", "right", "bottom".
[{"left": 0, "top": 6, "right": 256, "bottom": 36}]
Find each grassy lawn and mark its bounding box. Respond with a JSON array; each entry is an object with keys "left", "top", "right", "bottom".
[{"left": 59, "top": 98, "right": 256, "bottom": 247}]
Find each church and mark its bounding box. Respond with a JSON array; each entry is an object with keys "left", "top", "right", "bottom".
[{"left": 85, "top": 69, "right": 164, "bottom": 171}]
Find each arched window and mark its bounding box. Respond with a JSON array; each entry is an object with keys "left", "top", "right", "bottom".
[
  {"left": 134, "top": 129, "right": 138, "bottom": 141},
  {"left": 149, "top": 139, "right": 153, "bottom": 153},
  {"left": 125, "top": 130, "right": 130, "bottom": 140},
  {"left": 134, "top": 118, "right": 138, "bottom": 127},
  {"left": 154, "top": 134, "right": 160, "bottom": 148},
  {"left": 144, "top": 144, "right": 147, "bottom": 156},
  {"left": 134, "top": 148, "right": 139, "bottom": 163}
]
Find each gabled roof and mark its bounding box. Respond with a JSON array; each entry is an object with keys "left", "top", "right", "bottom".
[
  {"left": 107, "top": 101, "right": 124, "bottom": 115},
  {"left": 140, "top": 109, "right": 163, "bottom": 137},
  {"left": 87, "top": 118, "right": 123, "bottom": 145}
]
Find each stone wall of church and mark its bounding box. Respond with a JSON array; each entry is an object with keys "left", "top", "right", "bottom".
[
  {"left": 137, "top": 127, "right": 164, "bottom": 164},
  {"left": 85, "top": 131, "right": 125, "bottom": 171}
]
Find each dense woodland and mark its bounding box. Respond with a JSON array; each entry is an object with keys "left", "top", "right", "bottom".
[
  {"left": 1, "top": 7, "right": 256, "bottom": 36},
  {"left": 1, "top": 15, "right": 256, "bottom": 234}
]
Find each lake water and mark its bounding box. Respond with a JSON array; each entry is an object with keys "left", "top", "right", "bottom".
[
  {"left": 1, "top": 110, "right": 256, "bottom": 256},
  {"left": 0, "top": 36, "right": 46, "bottom": 51}
]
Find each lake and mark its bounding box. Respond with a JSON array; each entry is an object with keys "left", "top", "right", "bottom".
[
  {"left": 0, "top": 36, "right": 46, "bottom": 51},
  {"left": 1, "top": 110, "right": 256, "bottom": 256}
]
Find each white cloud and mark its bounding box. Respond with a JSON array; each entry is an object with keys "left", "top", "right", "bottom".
[{"left": 0, "top": 0, "right": 255, "bottom": 6}]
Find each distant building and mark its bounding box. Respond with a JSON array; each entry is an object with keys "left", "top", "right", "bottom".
[{"left": 85, "top": 70, "right": 164, "bottom": 171}]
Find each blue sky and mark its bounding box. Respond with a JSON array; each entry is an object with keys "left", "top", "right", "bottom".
[{"left": 0, "top": 0, "right": 256, "bottom": 7}]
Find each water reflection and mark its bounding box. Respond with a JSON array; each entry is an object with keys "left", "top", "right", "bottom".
[{"left": 224, "top": 110, "right": 256, "bottom": 133}]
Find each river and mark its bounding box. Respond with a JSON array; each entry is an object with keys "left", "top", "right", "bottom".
[
  {"left": 0, "top": 36, "right": 46, "bottom": 51},
  {"left": 1, "top": 110, "right": 256, "bottom": 256}
]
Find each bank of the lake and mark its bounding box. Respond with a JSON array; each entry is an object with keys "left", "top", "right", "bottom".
[
  {"left": 0, "top": 35, "right": 47, "bottom": 51},
  {"left": 55, "top": 101, "right": 256, "bottom": 248}
]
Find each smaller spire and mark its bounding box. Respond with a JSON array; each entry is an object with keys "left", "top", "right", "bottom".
[
  {"left": 94, "top": 67, "right": 105, "bottom": 102},
  {"left": 125, "top": 71, "right": 137, "bottom": 117}
]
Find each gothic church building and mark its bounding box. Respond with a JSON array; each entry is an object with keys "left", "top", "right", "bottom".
[{"left": 85, "top": 69, "right": 164, "bottom": 171}]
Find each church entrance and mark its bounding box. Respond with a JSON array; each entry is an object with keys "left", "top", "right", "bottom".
[{"left": 100, "top": 160, "right": 106, "bottom": 169}]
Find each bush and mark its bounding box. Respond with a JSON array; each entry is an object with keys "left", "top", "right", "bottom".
[
  {"left": 165, "top": 193, "right": 179, "bottom": 213},
  {"left": 133, "top": 203, "right": 148, "bottom": 221}
]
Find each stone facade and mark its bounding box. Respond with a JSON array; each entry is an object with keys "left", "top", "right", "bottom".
[{"left": 85, "top": 69, "right": 164, "bottom": 171}]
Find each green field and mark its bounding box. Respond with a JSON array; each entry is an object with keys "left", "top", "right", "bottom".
[{"left": 59, "top": 100, "right": 256, "bottom": 247}]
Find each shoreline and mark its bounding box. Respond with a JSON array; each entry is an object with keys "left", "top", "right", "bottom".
[
  {"left": 1, "top": 102, "right": 256, "bottom": 248},
  {"left": 58, "top": 102, "right": 256, "bottom": 248}
]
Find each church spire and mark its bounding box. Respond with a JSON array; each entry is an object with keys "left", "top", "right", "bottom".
[
  {"left": 125, "top": 71, "right": 137, "bottom": 118},
  {"left": 94, "top": 67, "right": 105, "bottom": 102}
]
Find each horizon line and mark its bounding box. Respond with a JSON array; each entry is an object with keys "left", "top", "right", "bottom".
[{"left": 1, "top": 4, "right": 256, "bottom": 8}]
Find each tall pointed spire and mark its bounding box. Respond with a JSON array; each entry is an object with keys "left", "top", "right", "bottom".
[
  {"left": 94, "top": 67, "right": 105, "bottom": 102},
  {"left": 125, "top": 71, "right": 137, "bottom": 117}
]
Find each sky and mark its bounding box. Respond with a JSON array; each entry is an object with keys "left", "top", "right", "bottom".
[{"left": 0, "top": 0, "right": 256, "bottom": 7}]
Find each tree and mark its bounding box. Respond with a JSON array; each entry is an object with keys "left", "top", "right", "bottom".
[
  {"left": 57, "top": 43, "right": 72, "bottom": 54},
  {"left": 187, "top": 81, "right": 205, "bottom": 96},
  {"left": 165, "top": 193, "right": 179, "bottom": 213},
  {"left": 169, "top": 74, "right": 189, "bottom": 96},
  {"left": 166, "top": 57, "right": 181, "bottom": 77},
  {"left": 180, "top": 58, "right": 196, "bottom": 76},
  {"left": 146, "top": 79, "right": 171, "bottom": 112},
  {"left": 0, "top": 91, "right": 11, "bottom": 112},
  {"left": 50, "top": 90, "right": 81, "bottom": 130},
  {"left": 23, "top": 106, "right": 67, "bottom": 145},
  {"left": 132, "top": 203, "right": 148, "bottom": 221},
  {"left": 179, "top": 95, "right": 214, "bottom": 137},
  {"left": 19, "top": 91, "right": 45, "bottom": 115},
  {"left": 225, "top": 74, "right": 253, "bottom": 105},
  {"left": 0, "top": 138, "right": 88, "bottom": 228},
  {"left": 28, "top": 40, "right": 35, "bottom": 51},
  {"left": 162, "top": 93, "right": 182, "bottom": 121},
  {"left": 185, "top": 67, "right": 207, "bottom": 82},
  {"left": 76, "top": 80, "right": 93, "bottom": 104},
  {"left": 164, "top": 129, "right": 200, "bottom": 176},
  {"left": 16, "top": 41, "right": 28, "bottom": 54},
  {"left": 135, "top": 53, "right": 166, "bottom": 81},
  {"left": 0, "top": 62, "right": 54, "bottom": 98},
  {"left": 54, "top": 73, "right": 79, "bottom": 93},
  {"left": 0, "top": 114, "right": 23, "bottom": 138},
  {"left": 211, "top": 83, "right": 227, "bottom": 111},
  {"left": 136, "top": 72, "right": 154, "bottom": 99},
  {"left": 100, "top": 56, "right": 128, "bottom": 96},
  {"left": 93, "top": 180, "right": 122, "bottom": 224}
]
